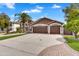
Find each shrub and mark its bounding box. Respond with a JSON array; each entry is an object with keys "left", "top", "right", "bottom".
[{"left": 16, "top": 27, "right": 22, "bottom": 33}]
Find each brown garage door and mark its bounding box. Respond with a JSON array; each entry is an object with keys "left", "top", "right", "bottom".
[
  {"left": 50, "top": 26, "right": 60, "bottom": 34},
  {"left": 33, "top": 26, "right": 48, "bottom": 33}
]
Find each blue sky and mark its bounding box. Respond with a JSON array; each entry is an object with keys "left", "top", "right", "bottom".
[{"left": 0, "top": 3, "right": 70, "bottom": 22}]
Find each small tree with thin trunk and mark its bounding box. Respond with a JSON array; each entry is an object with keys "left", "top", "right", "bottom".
[
  {"left": 64, "top": 20, "right": 79, "bottom": 39},
  {"left": 0, "top": 13, "right": 10, "bottom": 34},
  {"left": 63, "top": 4, "right": 79, "bottom": 39}
]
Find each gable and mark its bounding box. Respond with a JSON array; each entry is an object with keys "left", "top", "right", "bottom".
[{"left": 33, "top": 17, "right": 63, "bottom": 25}]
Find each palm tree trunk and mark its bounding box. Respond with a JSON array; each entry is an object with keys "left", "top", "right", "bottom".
[
  {"left": 27, "top": 20, "right": 29, "bottom": 32},
  {"left": 23, "top": 23, "right": 25, "bottom": 33},
  {"left": 20, "top": 22, "right": 21, "bottom": 29},
  {"left": 20, "top": 22, "right": 22, "bottom": 32}
]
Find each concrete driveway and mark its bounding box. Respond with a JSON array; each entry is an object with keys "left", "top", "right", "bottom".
[{"left": 0, "top": 33, "right": 64, "bottom": 56}]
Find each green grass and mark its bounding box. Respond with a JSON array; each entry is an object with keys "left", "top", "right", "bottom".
[
  {"left": 0, "top": 34, "right": 25, "bottom": 40},
  {"left": 64, "top": 35, "right": 79, "bottom": 51}
]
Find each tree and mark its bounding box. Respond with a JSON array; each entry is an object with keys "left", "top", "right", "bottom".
[
  {"left": 63, "top": 4, "right": 79, "bottom": 39},
  {"left": 15, "top": 13, "right": 32, "bottom": 33},
  {"left": 64, "top": 19, "right": 79, "bottom": 39},
  {"left": 0, "top": 13, "right": 10, "bottom": 34}
]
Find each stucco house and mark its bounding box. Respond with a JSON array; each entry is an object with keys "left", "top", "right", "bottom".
[
  {"left": 10, "top": 21, "right": 33, "bottom": 32},
  {"left": 31, "top": 17, "right": 72, "bottom": 35},
  {"left": 0, "top": 22, "right": 20, "bottom": 33},
  {"left": 9, "top": 22, "right": 20, "bottom": 32}
]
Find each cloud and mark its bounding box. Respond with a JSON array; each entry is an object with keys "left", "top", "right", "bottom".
[
  {"left": 22, "top": 9, "right": 41, "bottom": 13},
  {"left": 52, "top": 4, "right": 61, "bottom": 8},
  {"left": 22, "top": 5, "right": 44, "bottom": 13},
  {"left": 36, "top": 5, "right": 44, "bottom": 9},
  {"left": 31, "top": 9, "right": 41, "bottom": 12},
  {"left": 22, "top": 10, "right": 31, "bottom": 13},
  {"left": 0, "top": 3, "right": 15, "bottom": 9}
]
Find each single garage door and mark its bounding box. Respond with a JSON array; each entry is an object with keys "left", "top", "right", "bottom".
[
  {"left": 50, "top": 26, "right": 60, "bottom": 34},
  {"left": 33, "top": 26, "right": 48, "bottom": 33}
]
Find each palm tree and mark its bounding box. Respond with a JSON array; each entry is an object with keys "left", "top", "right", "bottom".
[
  {"left": 15, "top": 13, "right": 32, "bottom": 33},
  {"left": 0, "top": 13, "right": 10, "bottom": 34}
]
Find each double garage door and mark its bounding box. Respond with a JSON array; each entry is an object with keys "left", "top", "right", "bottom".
[
  {"left": 33, "top": 26, "right": 48, "bottom": 33},
  {"left": 33, "top": 26, "right": 60, "bottom": 34}
]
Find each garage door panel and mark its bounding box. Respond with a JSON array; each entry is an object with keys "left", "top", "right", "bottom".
[
  {"left": 33, "top": 26, "right": 48, "bottom": 33},
  {"left": 50, "top": 26, "right": 60, "bottom": 34}
]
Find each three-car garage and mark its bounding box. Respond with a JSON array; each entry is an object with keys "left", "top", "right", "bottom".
[
  {"left": 32, "top": 17, "right": 72, "bottom": 35},
  {"left": 33, "top": 26, "right": 60, "bottom": 34}
]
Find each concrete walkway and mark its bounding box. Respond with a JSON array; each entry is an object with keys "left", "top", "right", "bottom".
[{"left": 0, "top": 33, "right": 78, "bottom": 56}]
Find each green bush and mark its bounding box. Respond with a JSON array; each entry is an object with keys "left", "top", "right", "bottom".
[{"left": 16, "top": 27, "right": 22, "bottom": 33}]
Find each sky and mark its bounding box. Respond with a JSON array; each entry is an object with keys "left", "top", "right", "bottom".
[{"left": 0, "top": 3, "right": 70, "bottom": 22}]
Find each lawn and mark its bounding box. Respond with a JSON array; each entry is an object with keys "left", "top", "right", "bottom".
[
  {"left": 0, "top": 33, "right": 25, "bottom": 40},
  {"left": 64, "top": 35, "right": 79, "bottom": 51}
]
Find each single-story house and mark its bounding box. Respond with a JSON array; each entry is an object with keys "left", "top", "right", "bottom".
[{"left": 31, "top": 17, "right": 72, "bottom": 35}]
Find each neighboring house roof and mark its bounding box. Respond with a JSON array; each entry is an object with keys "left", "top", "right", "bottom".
[{"left": 32, "top": 17, "right": 63, "bottom": 25}]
